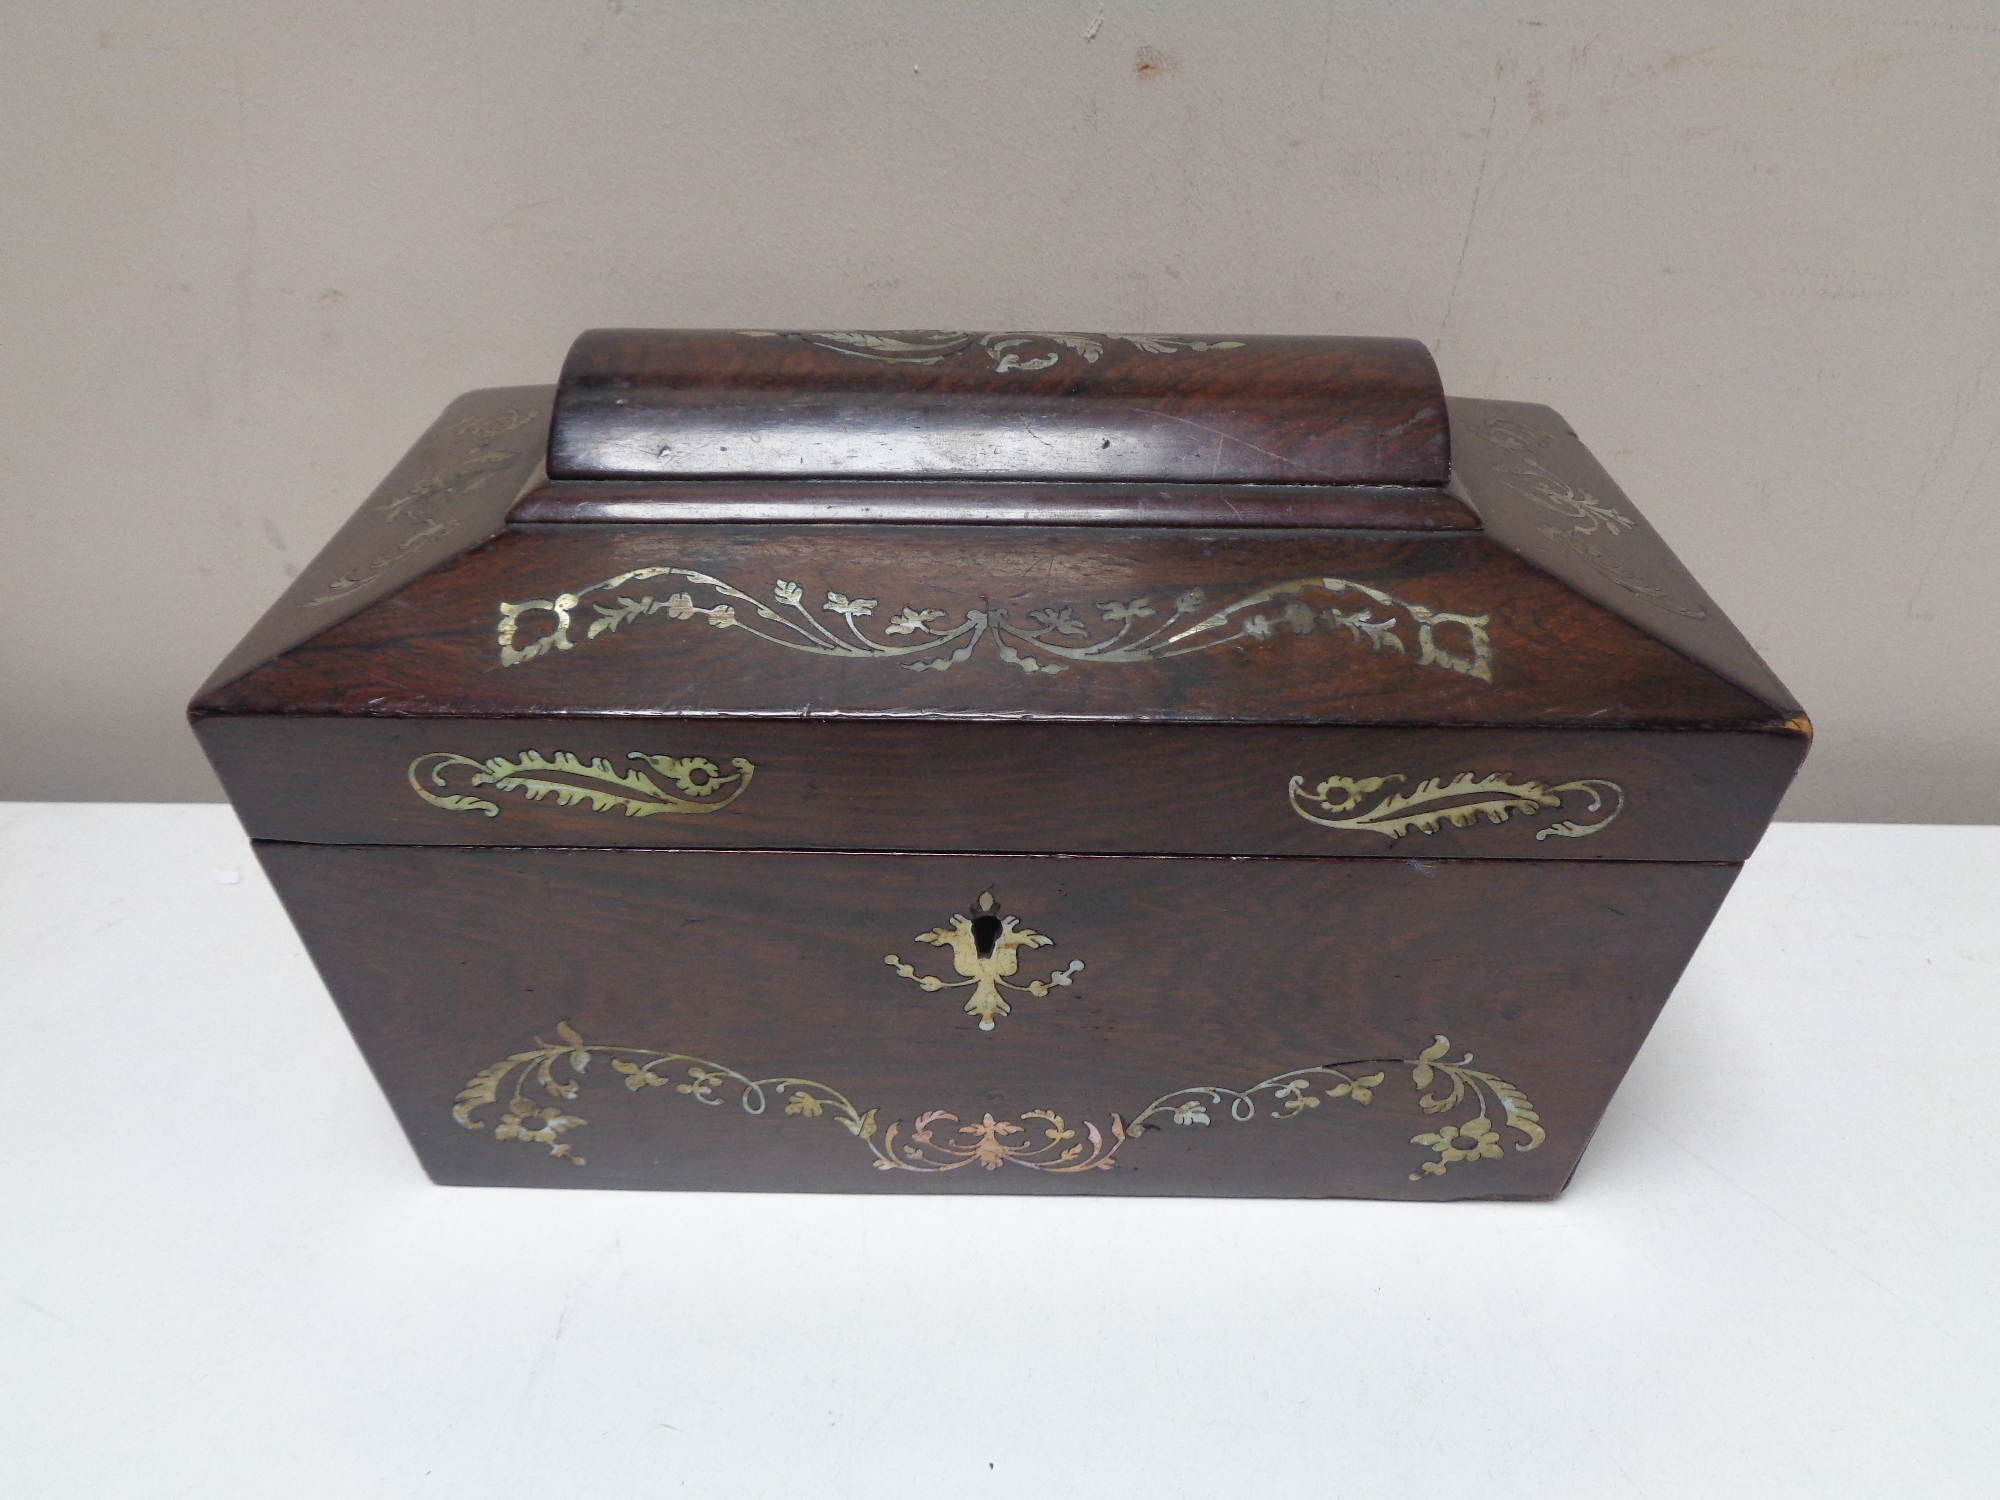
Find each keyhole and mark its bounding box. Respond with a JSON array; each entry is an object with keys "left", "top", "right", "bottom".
[{"left": 970, "top": 913, "right": 1002, "bottom": 959}]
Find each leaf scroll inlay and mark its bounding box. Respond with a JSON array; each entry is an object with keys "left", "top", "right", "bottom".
[
  {"left": 496, "top": 571, "right": 1493, "bottom": 683},
  {"left": 1288, "top": 771, "right": 1625, "bottom": 841},
  {"left": 735, "top": 329, "right": 1247, "bottom": 372},
  {"left": 453, "top": 1026, "right": 1544, "bottom": 1182},
  {"left": 409, "top": 749, "right": 755, "bottom": 819}
]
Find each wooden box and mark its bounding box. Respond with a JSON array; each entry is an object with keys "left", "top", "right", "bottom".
[{"left": 191, "top": 329, "right": 1809, "bottom": 1199}]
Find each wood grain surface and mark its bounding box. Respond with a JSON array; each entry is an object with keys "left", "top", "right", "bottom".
[
  {"left": 190, "top": 361, "right": 1808, "bottom": 1204},
  {"left": 1449, "top": 396, "right": 1805, "bottom": 713},
  {"left": 549, "top": 329, "right": 1449, "bottom": 485},
  {"left": 192, "top": 525, "right": 1789, "bottom": 728},
  {"left": 195, "top": 387, "right": 552, "bottom": 696},
  {"left": 258, "top": 842, "right": 1738, "bottom": 1200},
  {"left": 511, "top": 477, "right": 1481, "bottom": 530},
  {"left": 200, "top": 717, "right": 1803, "bottom": 862}
]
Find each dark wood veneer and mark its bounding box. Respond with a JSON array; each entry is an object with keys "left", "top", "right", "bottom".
[
  {"left": 550, "top": 329, "right": 1449, "bottom": 486},
  {"left": 1449, "top": 396, "right": 1803, "bottom": 714},
  {"left": 193, "top": 525, "right": 1787, "bottom": 729},
  {"left": 511, "top": 478, "right": 1481, "bottom": 530},
  {"left": 201, "top": 717, "right": 1802, "bottom": 863},
  {"left": 260, "top": 843, "right": 1734, "bottom": 1200},
  {"left": 193, "top": 330, "right": 1809, "bottom": 1201}
]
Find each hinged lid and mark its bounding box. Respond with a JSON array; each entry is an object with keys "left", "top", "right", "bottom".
[
  {"left": 190, "top": 349, "right": 1809, "bottom": 867},
  {"left": 547, "top": 329, "right": 1448, "bottom": 486}
]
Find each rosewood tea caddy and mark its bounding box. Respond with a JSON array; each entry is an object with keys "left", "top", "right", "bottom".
[{"left": 192, "top": 329, "right": 1809, "bottom": 1199}]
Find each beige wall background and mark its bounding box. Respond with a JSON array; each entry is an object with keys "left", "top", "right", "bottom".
[{"left": 3, "top": 1, "right": 1994, "bottom": 818}]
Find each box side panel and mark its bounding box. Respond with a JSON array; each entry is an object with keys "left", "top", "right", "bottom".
[
  {"left": 192, "top": 387, "right": 553, "bottom": 699},
  {"left": 1449, "top": 396, "right": 1803, "bottom": 716},
  {"left": 203, "top": 716, "right": 1804, "bottom": 863},
  {"left": 254, "top": 844, "right": 1740, "bottom": 1201}
]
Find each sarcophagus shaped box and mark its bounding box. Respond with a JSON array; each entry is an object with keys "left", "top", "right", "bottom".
[{"left": 191, "top": 329, "right": 1808, "bottom": 1198}]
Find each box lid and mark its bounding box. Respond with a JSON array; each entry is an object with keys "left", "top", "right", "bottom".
[
  {"left": 548, "top": 328, "right": 1449, "bottom": 486},
  {"left": 190, "top": 333, "right": 1809, "bottom": 863}
]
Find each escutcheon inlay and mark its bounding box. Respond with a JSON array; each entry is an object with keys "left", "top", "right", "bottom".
[{"left": 882, "top": 891, "right": 1084, "bottom": 1032}]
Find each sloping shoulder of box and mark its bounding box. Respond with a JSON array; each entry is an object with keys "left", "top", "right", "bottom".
[
  {"left": 191, "top": 387, "right": 553, "bottom": 701},
  {"left": 192, "top": 517, "right": 1794, "bottom": 732},
  {"left": 1449, "top": 397, "right": 1805, "bottom": 727}
]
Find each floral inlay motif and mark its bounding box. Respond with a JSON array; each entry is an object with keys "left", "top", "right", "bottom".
[
  {"left": 883, "top": 891, "right": 1084, "bottom": 1032},
  {"left": 302, "top": 405, "right": 539, "bottom": 610},
  {"left": 1472, "top": 416, "right": 1709, "bottom": 620},
  {"left": 497, "top": 570, "right": 1493, "bottom": 683},
  {"left": 453, "top": 1027, "right": 1544, "bottom": 1182},
  {"left": 736, "top": 329, "right": 1245, "bottom": 372},
  {"left": 409, "top": 749, "right": 754, "bottom": 819},
  {"left": 1288, "top": 771, "right": 1624, "bottom": 841}
]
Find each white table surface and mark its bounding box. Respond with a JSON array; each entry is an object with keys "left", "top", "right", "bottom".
[{"left": 2, "top": 805, "right": 1995, "bottom": 1499}]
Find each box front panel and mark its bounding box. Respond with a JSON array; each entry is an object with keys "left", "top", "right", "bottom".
[{"left": 257, "top": 844, "right": 1735, "bottom": 1200}]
